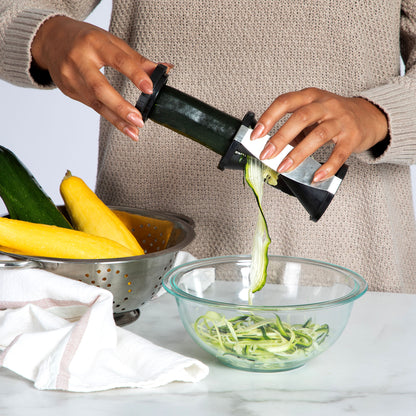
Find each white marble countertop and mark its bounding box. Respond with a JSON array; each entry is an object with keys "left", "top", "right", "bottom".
[{"left": 1, "top": 291, "right": 415, "bottom": 416}]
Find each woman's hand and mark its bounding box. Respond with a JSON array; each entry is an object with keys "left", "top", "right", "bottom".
[
  {"left": 250, "top": 88, "right": 388, "bottom": 182},
  {"left": 31, "top": 16, "right": 161, "bottom": 141}
]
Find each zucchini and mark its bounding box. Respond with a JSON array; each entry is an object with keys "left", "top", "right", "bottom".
[
  {"left": 245, "top": 156, "right": 271, "bottom": 294},
  {"left": 149, "top": 85, "right": 242, "bottom": 155},
  {"left": 0, "top": 145, "right": 72, "bottom": 228}
]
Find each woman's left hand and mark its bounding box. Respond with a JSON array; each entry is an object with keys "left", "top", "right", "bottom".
[{"left": 250, "top": 88, "right": 388, "bottom": 183}]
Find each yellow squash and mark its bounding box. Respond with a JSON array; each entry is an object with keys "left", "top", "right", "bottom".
[
  {"left": 0, "top": 217, "right": 137, "bottom": 259},
  {"left": 60, "top": 171, "right": 145, "bottom": 255}
]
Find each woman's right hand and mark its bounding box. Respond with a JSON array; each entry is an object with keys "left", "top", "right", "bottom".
[{"left": 31, "top": 15, "right": 159, "bottom": 141}]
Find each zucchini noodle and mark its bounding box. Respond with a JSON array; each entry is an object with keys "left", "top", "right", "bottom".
[
  {"left": 194, "top": 311, "right": 329, "bottom": 361},
  {"left": 244, "top": 156, "right": 276, "bottom": 295}
]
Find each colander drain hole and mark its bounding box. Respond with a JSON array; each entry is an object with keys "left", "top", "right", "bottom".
[{"left": 113, "top": 296, "right": 130, "bottom": 311}]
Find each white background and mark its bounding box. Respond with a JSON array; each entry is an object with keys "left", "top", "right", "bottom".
[{"left": 1, "top": 0, "right": 416, "bottom": 217}]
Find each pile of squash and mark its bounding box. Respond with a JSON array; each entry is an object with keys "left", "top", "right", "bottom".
[{"left": 0, "top": 145, "right": 145, "bottom": 259}]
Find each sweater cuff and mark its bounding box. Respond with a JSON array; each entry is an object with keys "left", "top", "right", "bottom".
[
  {"left": 357, "top": 82, "right": 416, "bottom": 165},
  {"left": 3, "top": 9, "right": 65, "bottom": 89}
]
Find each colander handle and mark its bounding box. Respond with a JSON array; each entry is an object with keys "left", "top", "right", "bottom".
[{"left": 0, "top": 259, "right": 41, "bottom": 270}]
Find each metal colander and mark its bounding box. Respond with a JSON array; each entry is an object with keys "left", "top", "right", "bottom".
[{"left": 0, "top": 206, "right": 195, "bottom": 325}]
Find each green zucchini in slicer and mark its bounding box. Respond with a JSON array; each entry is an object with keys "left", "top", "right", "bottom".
[{"left": 0, "top": 145, "right": 72, "bottom": 228}]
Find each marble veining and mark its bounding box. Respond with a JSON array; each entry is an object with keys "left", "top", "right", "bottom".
[{"left": 1, "top": 292, "right": 415, "bottom": 416}]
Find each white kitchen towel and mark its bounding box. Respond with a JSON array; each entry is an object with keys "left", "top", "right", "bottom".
[{"left": 0, "top": 254, "right": 209, "bottom": 392}]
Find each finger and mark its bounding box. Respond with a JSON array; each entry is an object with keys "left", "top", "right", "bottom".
[
  {"left": 312, "top": 141, "right": 353, "bottom": 183},
  {"left": 80, "top": 66, "right": 145, "bottom": 129},
  {"left": 69, "top": 77, "right": 140, "bottom": 141},
  {"left": 259, "top": 102, "right": 326, "bottom": 160},
  {"left": 251, "top": 87, "right": 322, "bottom": 139},
  {"left": 277, "top": 120, "right": 342, "bottom": 173},
  {"left": 160, "top": 62, "right": 175, "bottom": 73},
  {"left": 90, "top": 35, "right": 157, "bottom": 94},
  {"left": 59, "top": 46, "right": 150, "bottom": 133},
  {"left": 106, "top": 45, "right": 157, "bottom": 94},
  {"left": 96, "top": 103, "right": 140, "bottom": 141},
  {"left": 63, "top": 67, "right": 143, "bottom": 140},
  {"left": 108, "top": 35, "right": 159, "bottom": 75}
]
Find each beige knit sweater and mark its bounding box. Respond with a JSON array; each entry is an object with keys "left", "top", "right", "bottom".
[{"left": 1, "top": 0, "right": 416, "bottom": 293}]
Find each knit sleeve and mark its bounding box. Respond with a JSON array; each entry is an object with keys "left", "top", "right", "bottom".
[
  {"left": 0, "top": 1, "right": 101, "bottom": 88},
  {"left": 356, "top": 0, "right": 416, "bottom": 166}
]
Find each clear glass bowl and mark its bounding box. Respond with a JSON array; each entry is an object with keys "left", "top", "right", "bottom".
[{"left": 163, "top": 255, "right": 367, "bottom": 372}]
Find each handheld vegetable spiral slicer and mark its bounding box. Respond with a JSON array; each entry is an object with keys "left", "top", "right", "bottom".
[{"left": 136, "top": 64, "right": 348, "bottom": 221}]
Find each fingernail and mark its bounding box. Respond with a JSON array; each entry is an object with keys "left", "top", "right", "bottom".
[
  {"left": 123, "top": 126, "right": 139, "bottom": 141},
  {"left": 139, "top": 79, "right": 153, "bottom": 94},
  {"left": 260, "top": 142, "right": 276, "bottom": 160},
  {"left": 313, "top": 169, "right": 328, "bottom": 183},
  {"left": 251, "top": 123, "right": 265, "bottom": 140},
  {"left": 278, "top": 157, "right": 294, "bottom": 173},
  {"left": 127, "top": 112, "right": 144, "bottom": 127},
  {"left": 161, "top": 62, "right": 175, "bottom": 74}
]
